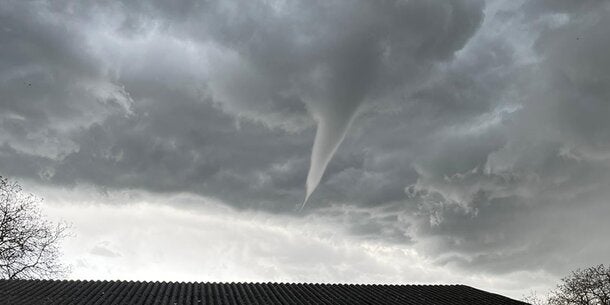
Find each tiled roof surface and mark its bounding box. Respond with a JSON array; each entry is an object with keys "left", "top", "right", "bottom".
[{"left": 0, "top": 279, "right": 529, "bottom": 305}]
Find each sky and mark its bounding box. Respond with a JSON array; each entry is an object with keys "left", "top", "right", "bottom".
[{"left": 1, "top": 0, "right": 610, "bottom": 300}]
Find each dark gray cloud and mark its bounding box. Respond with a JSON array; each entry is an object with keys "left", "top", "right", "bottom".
[
  {"left": 394, "top": 0, "right": 610, "bottom": 277},
  {"left": 0, "top": 0, "right": 485, "bottom": 211},
  {"left": 2, "top": 0, "right": 610, "bottom": 289}
]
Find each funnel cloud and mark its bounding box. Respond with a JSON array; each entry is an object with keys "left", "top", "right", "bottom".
[
  {"left": 206, "top": 0, "right": 485, "bottom": 207},
  {"left": 304, "top": 105, "right": 358, "bottom": 208}
]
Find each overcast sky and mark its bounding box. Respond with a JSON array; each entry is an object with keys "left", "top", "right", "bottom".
[{"left": 2, "top": 0, "right": 610, "bottom": 299}]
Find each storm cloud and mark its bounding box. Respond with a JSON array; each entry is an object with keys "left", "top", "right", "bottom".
[{"left": 1, "top": 0, "right": 610, "bottom": 297}]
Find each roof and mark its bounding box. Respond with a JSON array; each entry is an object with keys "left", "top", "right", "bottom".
[{"left": 0, "top": 279, "right": 529, "bottom": 305}]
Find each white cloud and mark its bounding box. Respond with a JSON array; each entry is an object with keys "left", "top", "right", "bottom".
[{"left": 38, "top": 186, "right": 555, "bottom": 299}]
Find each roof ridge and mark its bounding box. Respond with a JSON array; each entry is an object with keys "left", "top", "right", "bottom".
[{"left": 0, "top": 279, "right": 472, "bottom": 287}]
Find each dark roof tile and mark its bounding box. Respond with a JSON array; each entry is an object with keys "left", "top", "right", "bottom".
[{"left": 0, "top": 279, "right": 530, "bottom": 305}]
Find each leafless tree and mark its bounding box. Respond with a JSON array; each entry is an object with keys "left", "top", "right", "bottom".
[
  {"left": 524, "top": 265, "right": 610, "bottom": 305},
  {"left": 548, "top": 264, "right": 610, "bottom": 305},
  {"left": 523, "top": 291, "right": 549, "bottom": 305},
  {"left": 0, "top": 176, "right": 70, "bottom": 279}
]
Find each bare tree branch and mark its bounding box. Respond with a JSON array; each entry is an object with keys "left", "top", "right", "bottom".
[
  {"left": 544, "top": 265, "right": 610, "bottom": 305},
  {"left": 0, "top": 176, "right": 70, "bottom": 279}
]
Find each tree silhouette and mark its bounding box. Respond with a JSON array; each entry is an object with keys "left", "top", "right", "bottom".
[
  {"left": 0, "top": 176, "right": 69, "bottom": 279},
  {"left": 523, "top": 265, "right": 610, "bottom": 305},
  {"left": 548, "top": 264, "right": 610, "bottom": 305}
]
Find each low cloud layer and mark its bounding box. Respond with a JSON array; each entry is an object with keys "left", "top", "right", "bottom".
[
  {"left": 2, "top": 0, "right": 610, "bottom": 296},
  {"left": 40, "top": 188, "right": 555, "bottom": 298}
]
